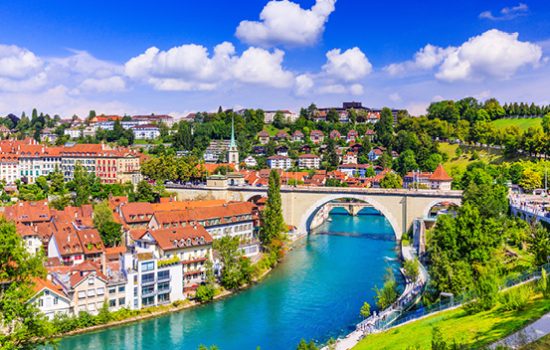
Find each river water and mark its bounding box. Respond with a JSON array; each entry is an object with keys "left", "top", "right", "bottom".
[{"left": 56, "top": 208, "right": 399, "bottom": 350}]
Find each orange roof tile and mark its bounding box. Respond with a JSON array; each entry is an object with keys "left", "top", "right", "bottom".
[{"left": 429, "top": 164, "right": 453, "bottom": 181}]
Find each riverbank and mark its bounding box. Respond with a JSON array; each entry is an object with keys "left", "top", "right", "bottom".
[
  {"left": 324, "top": 243, "right": 424, "bottom": 350},
  {"left": 51, "top": 231, "right": 311, "bottom": 340},
  {"left": 354, "top": 289, "right": 550, "bottom": 349},
  {"left": 55, "top": 212, "right": 398, "bottom": 350}
]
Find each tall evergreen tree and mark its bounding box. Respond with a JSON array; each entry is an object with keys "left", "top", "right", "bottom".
[{"left": 261, "top": 170, "right": 285, "bottom": 247}]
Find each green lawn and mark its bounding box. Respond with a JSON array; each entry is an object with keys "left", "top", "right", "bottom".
[
  {"left": 264, "top": 124, "right": 288, "bottom": 136},
  {"left": 354, "top": 292, "right": 550, "bottom": 350},
  {"left": 490, "top": 118, "right": 542, "bottom": 132},
  {"left": 438, "top": 142, "right": 503, "bottom": 177}
]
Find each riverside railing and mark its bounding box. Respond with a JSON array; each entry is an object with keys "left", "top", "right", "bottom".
[{"left": 378, "top": 262, "right": 550, "bottom": 331}]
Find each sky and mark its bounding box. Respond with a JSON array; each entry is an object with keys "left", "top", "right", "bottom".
[{"left": 0, "top": 0, "right": 549, "bottom": 117}]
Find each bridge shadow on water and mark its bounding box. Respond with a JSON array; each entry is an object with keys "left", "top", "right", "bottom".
[{"left": 313, "top": 230, "right": 395, "bottom": 242}]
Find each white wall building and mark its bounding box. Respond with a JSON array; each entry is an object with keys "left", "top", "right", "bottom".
[
  {"left": 132, "top": 125, "right": 160, "bottom": 140},
  {"left": 298, "top": 154, "right": 321, "bottom": 169},
  {"left": 267, "top": 155, "right": 292, "bottom": 170}
]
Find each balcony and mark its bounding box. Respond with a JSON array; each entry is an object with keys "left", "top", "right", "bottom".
[
  {"left": 157, "top": 274, "right": 170, "bottom": 283},
  {"left": 141, "top": 277, "right": 156, "bottom": 286},
  {"left": 181, "top": 257, "right": 208, "bottom": 265},
  {"left": 141, "top": 288, "right": 156, "bottom": 298}
]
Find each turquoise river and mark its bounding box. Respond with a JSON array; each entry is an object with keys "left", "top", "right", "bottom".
[{"left": 56, "top": 208, "right": 400, "bottom": 350}]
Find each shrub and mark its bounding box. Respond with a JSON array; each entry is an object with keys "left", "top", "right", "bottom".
[
  {"left": 195, "top": 284, "right": 215, "bottom": 303},
  {"left": 500, "top": 285, "right": 533, "bottom": 311},
  {"left": 539, "top": 269, "right": 550, "bottom": 299},
  {"left": 404, "top": 259, "right": 420, "bottom": 281}
]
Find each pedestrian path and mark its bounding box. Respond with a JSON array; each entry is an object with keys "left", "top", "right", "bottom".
[{"left": 490, "top": 312, "right": 550, "bottom": 349}]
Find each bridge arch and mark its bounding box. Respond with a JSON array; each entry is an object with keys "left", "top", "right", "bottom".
[
  {"left": 422, "top": 198, "right": 462, "bottom": 219},
  {"left": 298, "top": 194, "right": 401, "bottom": 239}
]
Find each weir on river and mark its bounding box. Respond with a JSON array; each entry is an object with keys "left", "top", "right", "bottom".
[{"left": 55, "top": 208, "right": 401, "bottom": 350}]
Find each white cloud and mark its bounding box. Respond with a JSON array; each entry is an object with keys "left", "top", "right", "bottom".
[
  {"left": 125, "top": 42, "right": 294, "bottom": 91},
  {"left": 322, "top": 47, "right": 372, "bottom": 81},
  {"left": 349, "top": 83, "right": 364, "bottom": 95},
  {"left": 436, "top": 29, "right": 542, "bottom": 81},
  {"left": 235, "top": 0, "right": 336, "bottom": 47},
  {"left": 294, "top": 74, "right": 314, "bottom": 96},
  {"left": 384, "top": 44, "right": 454, "bottom": 76},
  {"left": 231, "top": 48, "right": 294, "bottom": 87},
  {"left": 479, "top": 3, "right": 528, "bottom": 21},
  {"left": 318, "top": 84, "right": 347, "bottom": 94},
  {"left": 385, "top": 29, "right": 543, "bottom": 82},
  {"left": 0, "top": 44, "right": 43, "bottom": 79},
  {"left": 79, "top": 76, "right": 126, "bottom": 93},
  {"left": 0, "top": 44, "right": 46, "bottom": 92},
  {"left": 389, "top": 93, "right": 402, "bottom": 102}
]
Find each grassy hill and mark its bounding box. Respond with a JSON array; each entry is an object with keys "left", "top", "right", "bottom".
[
  {"left": 438, "top": 142, "right": 506, "bottom": 178},
  {"left": 490, "top": 117, "right": 542, "bottom": 131},
  {"left": 354, "top": 289, "right": 550, "bottom": 350}
]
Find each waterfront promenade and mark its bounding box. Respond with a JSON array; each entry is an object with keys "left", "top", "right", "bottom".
[
  {"left": 510, "top": 193, "right": 550, "bottom": 224},
  {"left": 325, "top": 245, "right": 428, "bottom": 350}
]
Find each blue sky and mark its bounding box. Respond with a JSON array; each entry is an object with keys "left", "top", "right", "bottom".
[{"left": 0, "top": 0, "right": 549, "bottom": 117}]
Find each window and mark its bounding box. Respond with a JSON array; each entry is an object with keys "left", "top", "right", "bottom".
[
  {"left": 118, "top": 286, "right": 125, "bottom": 293},
  {"left": 157, "top": 270, "right": 169, "bottom": 281},
  {"left": 157, "top": 293, "right": 170, "bottom": 304},
  {"left": 38, "top": 299, "right": 43, "bottom": 307},
  {"left": 108, "top": 287, "right": 116, "bottom": 294},
  {"left": 109, "top": 299, "right": 116, "bottom": 307},
  {"left": 141, "top": 285, "right": 155, "bottom": 296},
  {"left": 118, "top": 297, "right": 125, "bottom": 306},
  {"left": 78, "top": 291, "right": 86, "bottom": 299},
  {"left": 141, "top": 261, "right": 154, "bottom": 271},
  {"left": 157, "top": 282, "right": 170, "bottom": 292},
  {"left": 141, "top": 273, "right": 155, "bottom": 284},
  {"left": 142, "top": 296, "right": 155, "bottom": 307},
  {"left": 53, "top": 297, "right": 59, "bottom": 305},
  {"left": 87, "top": 289, "right": 96, "bottom": 297},
  {"left": 97, "top": 287, "right": 104, "bottom": 296}
]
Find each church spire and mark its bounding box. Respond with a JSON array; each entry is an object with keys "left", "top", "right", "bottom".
[
  {"left": 228, "top": 115, "right": 239, "bottom": 170},
  {"left": 230, "top": 115, "right": 236, "bottom": 148}
]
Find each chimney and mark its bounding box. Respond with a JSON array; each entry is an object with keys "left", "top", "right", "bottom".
[{"left": 101, "top": 252, "right": 107, "bottom": 276}]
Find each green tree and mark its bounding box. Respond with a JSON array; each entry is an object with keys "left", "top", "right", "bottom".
[
  {"left": 519, "top": 168, "right": 542, "bottom": 192},
  {"left": 396, "top": 150, "right": 418, "bottom": 176},
  {"left": 374, "top": 268, "right": 399, "bottom": 309},
  {"left": 135, "top": 180, "right": 156, "bottom": 202},
  {"left": 71, "top": 164, "right": 92, "bottom": 206},
  {"left": 325, "top": 138, "right": 340, "bottom": 170},
  {"left": 542, "top": 113, "right": 550, "bottom": 134},
  {"left": 49, "top": 168, "right": 66, "bottom": 195},
  {"left": 423, "top": 154, "right": 443, "bottom": 172},
  {"left": 380, "top": 172, "right": 402, "bottom": 189},
  {"left": 195, "top": 284, "right": 215, "bottom": 303},
  {"left": 360, "top": 301, "right": 371, "bottom": 318},
  {"left": 403, "top": 259, "right": 420, "bottom": 281},
  {"left": 0, "top": 219, "right": 54, "bottom": 349},
  {"left": 213, "top": 236, "right": 249, "bottom": 290},
  {"left": 296, "top": 339, "right": 319, "bottom": 350},
  {"left": 375, "top": 107, "right": 394, "bottom": 148},
  {"left": 93, "top": 202, "right": 122, "bottom": 247},
  {"left": 261, "top": 170, "right": 285, "bottom": 248},
  {"left": 529, "top": 223, "right": 550, "bottom": 267}
]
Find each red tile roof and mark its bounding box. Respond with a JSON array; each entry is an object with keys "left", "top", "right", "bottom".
[
  {"left": 3, "top": 200, "right": 51, "bottom": 223},
  {"left": 429, "top": 164, "right": 453, "bottom": 181},
  {"left": 31, "top": 278, "right": 68, "bottom": 301},
  {"left": 147, "top": 226, "right": 213, "bottom": 252}
]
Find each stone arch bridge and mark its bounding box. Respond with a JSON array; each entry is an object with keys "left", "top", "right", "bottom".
[{"left": 167, "top": 185, "right": 462, "bottom": 240}]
